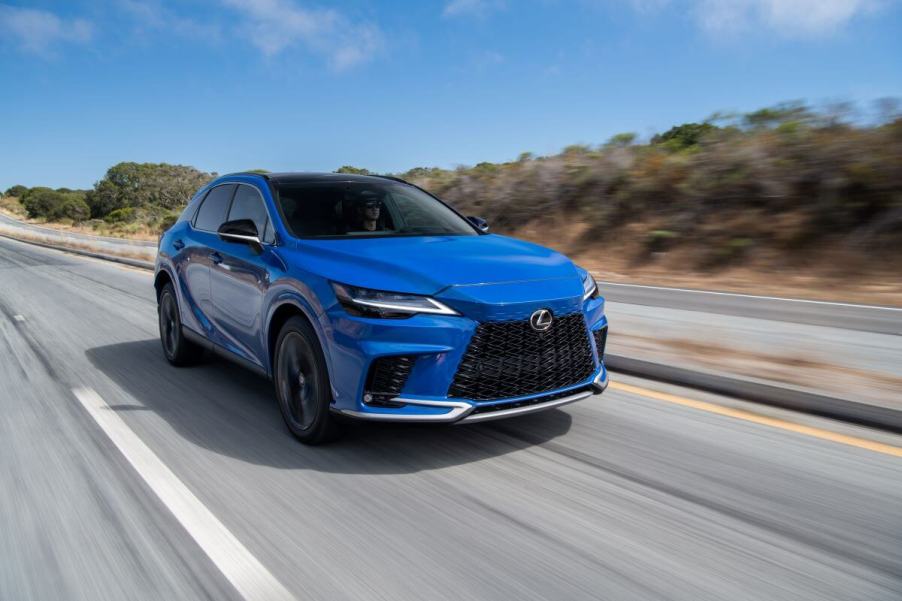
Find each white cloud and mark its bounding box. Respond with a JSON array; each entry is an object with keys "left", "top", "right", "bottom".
[
  {"left": 0, "top": 4, "right": 93, "bottom": 55},
  {"left": 692, "top": 0, "right": 884, "bottom": 36},
  {"left": 222, "top": 0, "right": 382, "bottom": 70},
  {"left": 443, "top": 0, "right": 506, "bottom": 18},
  {"left": 120, "top": 0, "right": 222, "bottom": 41}
]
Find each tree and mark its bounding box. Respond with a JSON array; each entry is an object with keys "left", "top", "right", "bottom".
[
  {"left": 87, "top": 162, "right": 214, "bottom": 218},
  {"left": 606, "top": 132, "right": 637, "bottom": 147},
  {"left": 335, "top": 166, "right": 371, "bottom": 175},
  {"left": 4, "top": 185, "right": 28, "bottom": 198},
  {"left": 742, "top": 101, "right": 811, "bottom": 129},
  {"left": 651, "top": 123, "right": 718, "bottom": 150}
]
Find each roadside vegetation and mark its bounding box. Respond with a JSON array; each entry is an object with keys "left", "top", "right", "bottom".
[
  {"left": 392, "top": 102, "right": 902, "bottom": 277},
  {"left": 2, "top": 163, "right": 213, "bottom": 240},
  {"left": 3, "top": 101, "right": 901, "bottom": 282}
]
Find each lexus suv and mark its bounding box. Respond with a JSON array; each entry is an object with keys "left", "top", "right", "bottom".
[{"left": 155, "top": 173, "right": 608, "bottom": 443}]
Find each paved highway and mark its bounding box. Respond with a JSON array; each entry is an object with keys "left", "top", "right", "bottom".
[
  {"left": 597, "top": 281, "right": 902, "bottom": 335},
  {"left": 1, "top": 235, "right": 901, "bottom": 601}
]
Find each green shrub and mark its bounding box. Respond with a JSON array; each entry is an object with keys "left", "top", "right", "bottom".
[
  {"left": 645, "top": 230, "right": 679, "bottom": 253},
  {"left": 21, "top": 188, "right": 90, "bottom": 222},
  {"left": 104, "top": 207, "right": 138, "bottom": 223},
  {"left": 157, "top": 211, "right": 180, "bottom": 232}
]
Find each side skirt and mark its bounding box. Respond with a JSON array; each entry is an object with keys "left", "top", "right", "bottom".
[{"left": 182, "top": 327, "right": 270, "bottom": 380}]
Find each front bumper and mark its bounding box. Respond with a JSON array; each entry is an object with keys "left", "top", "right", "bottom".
[
  {"left": 332, "top": 366, "right": 609, "bottom": 424},
  {"left": 324, "top": 290, "right": 608, "bottom": 423}
]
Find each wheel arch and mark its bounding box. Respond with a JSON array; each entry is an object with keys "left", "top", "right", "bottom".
[
  {"left": 265, "top": 297, "right": 332, "bottom": 382},
  {"left": 154, "top": 267, "right": 174, "bottom": 301}
]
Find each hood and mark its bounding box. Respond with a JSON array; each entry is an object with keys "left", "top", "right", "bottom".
[{"left": 287, "top": 234, "right": 579, "bottom": 295}]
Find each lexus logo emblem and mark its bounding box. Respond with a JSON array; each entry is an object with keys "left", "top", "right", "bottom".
[{"left": 530, "top": 309, "right": 553, "bottom": 332}]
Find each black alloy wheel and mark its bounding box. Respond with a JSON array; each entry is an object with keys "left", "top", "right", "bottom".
[
  {"left": 158, "top": 282, "right": 203, "bottom": 366},
  {"left": 274, "top": 316, "right": 342, "bottom": 444}
]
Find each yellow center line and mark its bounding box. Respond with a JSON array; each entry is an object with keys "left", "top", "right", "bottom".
[{"left": 609, "top": 381, "right": 902, "bottom": 458}]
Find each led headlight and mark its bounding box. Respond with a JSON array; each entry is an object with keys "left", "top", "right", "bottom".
[
  {"left": 331, "top": 282, "right": 459, "bottom": 319},
  {"left": 581, "top": 271, "right": 599, "bottom": 301}
]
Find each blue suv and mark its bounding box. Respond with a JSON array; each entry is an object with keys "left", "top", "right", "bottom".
[{"left": 155, "top": 173, "right": 608, "bottom": 443}]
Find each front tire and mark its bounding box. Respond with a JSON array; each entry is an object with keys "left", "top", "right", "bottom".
[
  {"left": 273, "top": 316, "right": 342, "bottom": 444},
  {"left": 158, "top": 282, "right": 203, "bottom": 366}
]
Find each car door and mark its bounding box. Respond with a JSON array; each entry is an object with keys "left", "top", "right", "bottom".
[
  {"left": 208, "top": 183, "right": 275, "bottom": 368},
  {"left": 180, "top": 183, "right": 236, "bottom": 337}
]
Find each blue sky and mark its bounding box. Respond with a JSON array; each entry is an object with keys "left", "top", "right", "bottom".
[{"left": 1, "top": 0, "right": 900, "bottom": 190}]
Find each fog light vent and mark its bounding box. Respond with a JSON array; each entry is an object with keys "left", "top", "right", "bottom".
[
  {"left": 593, "top": 326, "right": 607, "bottom": 360},
  {"left": 365, "top": 356, "right": 415, "bottom": 406}
]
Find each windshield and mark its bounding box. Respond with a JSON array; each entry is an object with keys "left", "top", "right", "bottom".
[{"left": 274, "top": 181, "right": 478, "bottom": 238}]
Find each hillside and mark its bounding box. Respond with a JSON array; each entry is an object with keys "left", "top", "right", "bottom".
[
  {"left": 4, "top": 102, "right": 901, "bottom": 301},
  {"left": 393, "top": 104, "right": 902, "bottom": 285}
]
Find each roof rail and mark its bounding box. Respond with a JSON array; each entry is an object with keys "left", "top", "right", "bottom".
[{"left": 225, "top": 171, "right": 271, "bottom": 180}]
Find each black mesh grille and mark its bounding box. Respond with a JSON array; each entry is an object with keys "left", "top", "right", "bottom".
[
  {"left": 448, "top": 313, "right": 595, "bottom": 401},
  {"left": 593, "top": 326, "right": 608, "bottom": 359},
  {"left": 365, "top": 356, "right": 415, "bottom": 405},
  {"left": 468, "top": 386, "right": 594, "bottom": 416}
]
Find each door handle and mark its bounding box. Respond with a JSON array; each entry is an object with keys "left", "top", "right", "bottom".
[
  {"left": 173, "top": 239, "right": 185, "bottom": 250},
  {"left": 210, "top": 251, "right": 223, "bottom": 265}
]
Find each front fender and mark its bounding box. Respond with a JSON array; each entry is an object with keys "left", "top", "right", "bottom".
[{"left": 263, "top": 281, "right": 336, "bottom": 389}]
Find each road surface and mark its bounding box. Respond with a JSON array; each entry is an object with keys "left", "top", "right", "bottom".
[
  {"left": 597, "top": 281, "right": 902, "bottom": 335},
  {"left": 1, "top": 236, "right": 901, "bottom": 601},
  {"left": 0, "top": 212, "right": 156, "bottom": 256}
]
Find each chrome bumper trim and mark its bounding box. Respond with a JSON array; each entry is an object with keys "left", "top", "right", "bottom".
[
  {"left": 592, "top": 370, "right": 609, "bottom": 393},
  {"left": 459, "top": 389, "right": 594, "bottom": 424},
  {"left": 335, "top": 370, "right": 608, "bottom": 424},
  {"left": 333, "top": 397, "right": 473, "bottom": 423}
]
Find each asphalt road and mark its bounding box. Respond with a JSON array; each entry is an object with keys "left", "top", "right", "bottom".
[
  {"left": 2, "top": 235, "right": 901, "bottom": 601},
  {"left": 597, "top": 281, "right": 902, "bottom": 335}
]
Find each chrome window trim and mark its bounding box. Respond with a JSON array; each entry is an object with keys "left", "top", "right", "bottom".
[
  {"left": 229, "top": 183, "right": 277, "bottom": 245},
  {"left": 191, "top": 183, "right": 237, "bottom": 233},
  {"left": 191, "top": 181, "right": 278, "bottom": 246}
]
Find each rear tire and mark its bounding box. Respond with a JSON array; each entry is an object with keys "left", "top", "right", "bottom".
[
  {"left": 158, "top": 283, "right": 204, "bottom": 366},
  {"left": 273, "top": 316, "right": 342, "bottom": 445}
]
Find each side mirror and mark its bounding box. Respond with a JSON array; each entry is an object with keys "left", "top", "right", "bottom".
[
  {"left": 218, "top": 219, "right": 261, "bottom": 246},
  {"left": 467, "top": 216, "right": 490, "bottom": 233}
]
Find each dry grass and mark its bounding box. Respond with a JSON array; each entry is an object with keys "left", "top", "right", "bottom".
[
  {"left": 0, "top": 229, "right": 154, "bottom": 262},
  {"left": 0, "top": 206, "right": 158, "bottom": 241},
  {"left": 511, "top": 217, "right": 902, "bottom": 307},
  {"left": 0, "top": 197, "right": 26, "bottom": 217}
]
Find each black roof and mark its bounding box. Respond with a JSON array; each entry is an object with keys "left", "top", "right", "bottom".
[{"left": 234, "top": 172, "right": 409, "bottom": 185}]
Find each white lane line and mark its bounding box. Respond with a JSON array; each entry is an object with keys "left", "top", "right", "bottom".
[
  {"left": 597, "top": 280, "right": 902, "bottom": 311},
  {"left": 72, "top": 387, "right": 296, "bottom": 601},
  {"left": 13, "top": 314, "right": 25, "bottom": 322}
]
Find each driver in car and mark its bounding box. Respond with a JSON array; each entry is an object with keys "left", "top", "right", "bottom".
[{"left": 356, "top": 198, "right": 383, "bottom": 232}]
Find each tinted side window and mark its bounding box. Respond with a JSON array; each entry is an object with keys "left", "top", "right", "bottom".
[
  {"left": 193, "top": 184, "right": 236, "bottom": 231},
  {"left": 177, "top": 192, "right": 204, "bottom": 224},
  {"left": 228, "top": 185, "right": 269, "bottom": 239}
]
